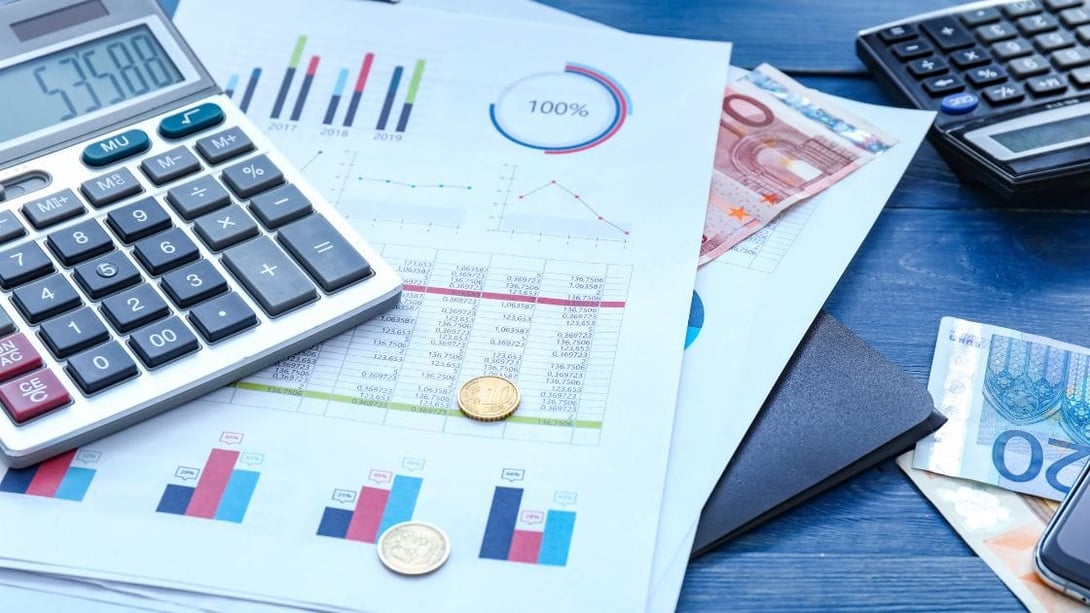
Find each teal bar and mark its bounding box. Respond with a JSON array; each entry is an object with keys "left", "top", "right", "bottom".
[
  {"left": 213, "top": 470, "right": 260, "bottom": 523},
  {"left": 54, "top": 467, "right": 95, "bottom": 501},
  {"left": 538, "top": 510, "right": 576, "bottom": 566},
  {"left": 378, "top": 475, "right": 423, "bottom": 535}
]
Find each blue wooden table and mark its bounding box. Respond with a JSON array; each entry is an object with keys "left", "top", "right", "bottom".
[{"left": 535, "top": 0, "right": 1090, "bottom": 610}]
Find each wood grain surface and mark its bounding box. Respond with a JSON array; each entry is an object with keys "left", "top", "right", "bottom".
[{"left": 531, "top": 0, "right": 1089, "bottom": 610}]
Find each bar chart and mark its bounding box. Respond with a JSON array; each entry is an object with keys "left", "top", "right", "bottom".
[
  {"left": 479, "top": 485, "right": 577, "bottom": 566},
  {"left": 0, "top": 449, "right": 99, "bottom": 502},
  {"left": 316, "top": 471, "right": 423, "bottom": 543},
  {"left": 224, "top": 34, "right": 428, "bottom": 131},
  {"left": 156, "top": 448, "right": 262, "bottom": 523}
]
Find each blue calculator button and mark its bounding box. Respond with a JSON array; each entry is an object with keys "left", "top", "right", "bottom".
[
  {"left": 941, "top": 92, "right": 979, "bottom": 114},
  {"left": 159, "top": 103, "right": 225, "bottom": 139},
  {"left": 81, "top": 129, "right": 150, "bottom": 167}
]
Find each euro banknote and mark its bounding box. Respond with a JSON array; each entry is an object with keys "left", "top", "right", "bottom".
[
  {"left": 698, "top": 64, "right": 897, "bottom": 265},
  {"left": 915, "top": 317, "right": 1090, "bottom": 501},
  {"left": 898, "top": 452, "right": 1083, "bottom": 613}
]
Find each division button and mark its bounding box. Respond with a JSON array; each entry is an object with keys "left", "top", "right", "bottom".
[
  {"left": 72, "top": 251, "right": 141, "bottom": 299},
  {"left": 80, "top": 168, "right": 143, "bottom": 208},
  {"left": 21, "top": 188, "right": 85, "bottom": 230},
  {"left": 0, "top": 369, "right": 70, "bottom": 424},
  {"left": 221, "top": 237, "right": 317, "bottom": 316},
  {"left": 132, "top": 227, "right": 200, "bottom": 275},
  {"left": 128, "top": 316, "right": 199, "bottom": 368},
  {"left": 222, "top": 154, "right": 285, "bottom": 198},
  {"left": 0, "top": 242, "right": 53, "bottom": 289},
  {"left": 249, "top": 184, "right": 313, "bottom": 229},
  {"left": 195, "top": 127, "right": 255, "bottom": 164},
  {"left": 907, "top": 56, "right": 948, "bottom": 78},
  {"left": 39, "top": 307, "right": 110, "bottom": 359},
  {"left": 277, "top": 214, "right": 372, "bottom": 292},
  {"left": 139, "top": 146, "right": 202, "bottom": 186},
  {"left": 166, "top": 175, "right": 232, "bottom": 220},
  {"left": 81, "top": 129, "right": 150, "bottom": 167},
  {"left": 0, "top": 333, "right": 43, "bottom": 382},
  {"left": 66, "top": 341, "right": 138, "bottom": 394},
  {"left": 188, "top": 293, "right": 258, "bottom": 343},
  {"left": 159, "top": 102, "right": 225, "bottom": 139}
]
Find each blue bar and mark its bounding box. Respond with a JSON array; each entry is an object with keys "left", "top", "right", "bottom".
[
  {"left": 323, "top": 69, "right": 349, "bottom": 125},
  {"left": 240, "top": 68, "right": 262, "bottom": 113},
  {"left": 479, "top": 486, "right": 522, "bottom": 560},
  {"left": 54, "top": 467, "right": 96, "bottom": 501},
  {"left": 538, "top": 510, "right": 576, "bottom": 566},
  {"left": 213, "top": 469, "right": 260, "bottom": 523},
  {"left": 225, "top": 74, "right": 239, "bottom": 99},
  {"left": 317, "top": 507, "right": 353, "bottom": 538},
  {"left": 0, "top": 466, "right": 37, "bottom": 494},
  {"left": 332, "top": 68, "right": 349, "bottom": 97},
  {"left": 375, "top": 66, "right": 403, "bottom": 131},
  {"left": 271, "top": 67, "right": 296, "bottom": 119},
  {"left": 157, "top": 484, "right": 195, "bottom": 515},
  {"left": 378, "top": 475, "right": 423, "bottom": 535}
]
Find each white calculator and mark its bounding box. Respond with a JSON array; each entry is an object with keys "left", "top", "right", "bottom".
[{"left": 0, "top": 0, "right": 401, "bottom": 466}]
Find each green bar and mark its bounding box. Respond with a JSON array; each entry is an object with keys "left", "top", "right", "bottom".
[
  {"left": 288, "top": 36, "right": 308, "bottom": 69},
  {"left": 404, "top": 60, "right": 426, "bottom": 105},
  {"left": 230, "top": 382, "right": 603, "bottom": 430}
]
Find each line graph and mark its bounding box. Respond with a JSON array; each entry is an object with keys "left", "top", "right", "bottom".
[{"left": 492, "top": 164, "right": 630, "bottom": 244}]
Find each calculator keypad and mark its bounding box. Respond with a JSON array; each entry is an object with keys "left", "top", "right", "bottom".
[
  {"left": 862, "top": 0, "right": 1090, "bottom": 117},
  {"left": 0, "top": 98, "right": 384, "bottom": 434}
]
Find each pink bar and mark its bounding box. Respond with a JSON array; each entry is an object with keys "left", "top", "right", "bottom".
[
  {"left": 425, "top": 287, "right": 481, "bottom": 298},
  {"left": 537, "top": 297, "right": 600, "bottom": 308},
  {"left": 403, "top": 284, "right": 426, "bottom": 293},
  {"left": 508, "top": 530, "right": 543, "bottom": 563},
  {"left": 306, "top": 55, "right": 320, "bottom": 77},
  {"left": 25, "top": 449, "right": 77, "bottom": 497},
  {"left": 185, "top": 449, "right": 239, "bottom": 518},
  {"left": 346, "top": 486, "right": 389, "bottom": 543},
  {"left": 599, "top": 301, "right": 626, "bottom": 308},
  {"left": 481, "top": 292, "right": 535, "bottom": 303},
  {"left": 354, "top": 53, "right": 375, "bottom": 93}
]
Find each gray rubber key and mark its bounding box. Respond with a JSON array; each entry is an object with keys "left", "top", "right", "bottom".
[
  {"left": 166, "top": 175, "right": 231, "bottom": 220},
  {"left": 222, "top": 154, "right": 284, "bottom": 198},
  {"left": 66, "top": 340, "right": 138, "bottom": 394},
  {"left": 221, "top": 237, "right": 317, "bottom": 316},
  {"left": 249, "top": 184, "right": 312, "bottom": 229},
  {"left": 277, "top": 214, "right": 371, "bottom": 292}
]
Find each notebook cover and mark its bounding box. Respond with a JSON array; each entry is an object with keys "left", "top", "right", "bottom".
[{"left": 691, "top": 310, "right": 945, "bottom": 557}]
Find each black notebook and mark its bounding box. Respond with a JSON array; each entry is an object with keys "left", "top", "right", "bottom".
[{"left": 691, "top": 311, "right": 946, "bottom": 556}]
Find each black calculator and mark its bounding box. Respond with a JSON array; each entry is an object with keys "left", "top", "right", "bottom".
[
  {"left": 857, "top": 0, "right": 1090, "bottom": 200},
  {"left": 0, "top": 0, "right": 401, "bottom": 466}
]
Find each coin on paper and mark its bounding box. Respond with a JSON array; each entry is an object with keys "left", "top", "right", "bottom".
[
  {"left": 377, "top": 521, "right": 451, "bottom": 575},
  {"left": 457, "top": 375, "right": 520, "bottom": 421}
]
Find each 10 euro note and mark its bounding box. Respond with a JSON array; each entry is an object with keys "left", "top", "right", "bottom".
[
  {"left": 698, "top": 64, "right": 898, "bottom": 265},
  {"left": 915, "top": 317, "right": 1090, "bottom": 501}
]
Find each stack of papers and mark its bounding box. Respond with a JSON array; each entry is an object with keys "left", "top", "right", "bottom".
[{"left": 0, "top": 1, "right": 934, "bottom": 611}]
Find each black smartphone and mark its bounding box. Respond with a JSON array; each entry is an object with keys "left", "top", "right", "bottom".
[{"left": 1036, "top": 460, "right": 1090, "bottom": 604}]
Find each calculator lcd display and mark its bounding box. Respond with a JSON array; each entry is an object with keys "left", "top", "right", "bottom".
[
  {"left": 991, "top": 113, "right": 1090, "bottom": 154},
  {"left": 0, "top": 25, "right": 182, "bottom": 143}
]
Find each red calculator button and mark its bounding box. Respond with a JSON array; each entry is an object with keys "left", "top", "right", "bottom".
[
  {"left": 0, "top": 370, "right": 70, "bottom": 424},
  {"left": 0, "top": 333, "right": 43, "bottom": 381}
]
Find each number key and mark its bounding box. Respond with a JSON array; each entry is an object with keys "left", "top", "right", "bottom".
[
  {"left": 39, "top": 307, "right": 110, "bottom": 359},
  {"left": 66, "top": 341, "right": 138, "bottom": 394},
  {"left": 101, "top": 284, "right": 170, "bottom": 333},
  {"left": 73, "top": 251, "right": 141, "bottom": 299},
  {"left": 107, "top": 198, "right": 172, "bottom": 243},
  {"left": 0, "top": 242, "right": 53, "bottom": 289},
  {"left": 133, "top": 228, "right": 199, "bottom": 275},
  {"left": 128, "top": 316, "right": 199, "bottom": 368},
  {"left": 12, "top": 274, "right": 81, "bottom": 324},
  {"left": 46, "top": 219, "right": 113, "bottom": 266},
  {"left": 161, "top": 260, "right": 228, "bottom": 308}
]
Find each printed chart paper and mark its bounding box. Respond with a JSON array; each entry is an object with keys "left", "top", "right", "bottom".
[{"left": 0, "top": 1, "right": 731, "bottom": 611}]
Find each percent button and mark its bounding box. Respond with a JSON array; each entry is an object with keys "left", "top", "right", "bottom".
[{"left": 222, "top": 155, "right": 286, "bottom": 198}]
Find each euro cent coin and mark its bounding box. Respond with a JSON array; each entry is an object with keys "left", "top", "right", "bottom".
[
  {"left": 457, "top": 375, "right": 520, "bottom": 421},
  {"left": 377, "top": 521, "right": 451, "bottom": 575}
]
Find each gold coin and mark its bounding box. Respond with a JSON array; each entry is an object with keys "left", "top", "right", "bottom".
[
  {"left": 377, "top": 521, "right": 451, "bottom": 575},
  {"left": 457, "top": 375, "right": 520, "bottom": 421}
]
